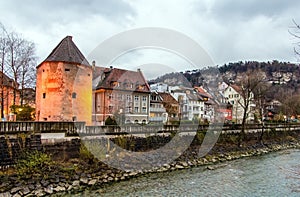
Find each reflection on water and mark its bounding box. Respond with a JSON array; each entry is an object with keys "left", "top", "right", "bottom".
[{"left": 67, "top": 149, "right": 300, "bottom": 197}]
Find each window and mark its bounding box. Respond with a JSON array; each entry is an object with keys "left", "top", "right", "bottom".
[
  {"left": 142, "top": 107, "right": 147, "bottom": 113},
  {"left": 72, "top": 92, "right": 77, "bottom": 99},
  {"left": 109, "top": 106, "right": 114, "bottom": 112},
  {"left": 118, "top": 94, "right": 123, "bottom": 101},
  {"left": 134, "top": 95, "right": 139, "bottom": 101},
  {"left": 126, "top": 106, "right": 132, "bottom": 113},
  {"left": 127, "top": 95, "right": 131, "bottom": 101},
  {"left": 108, "top": 94, "right": 114, "bottom": 100},
  {"left": 43, "top": 93, "right": 46, "bottom": 99},
  {"left": 65, "top": 68, "right": 70, "bottom": 72},
  {"left": 134, "top": 107, "right": 139, "bottom": 113},
  {"left": 142, "top": 96, "right": 147, "bottom": 101}
]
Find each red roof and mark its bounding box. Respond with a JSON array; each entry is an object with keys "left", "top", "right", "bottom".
[
  {"left": 230, "top": 85, "right": 243, "bottom": 94},
  {"left": 158, "top": 92, "right": 179, "bottom": 105},
  {"left": 194, "top": 86, "right": 213, "bottom": 98},
  {"left": 96, "top": 68, "right": 150, "bottom": 93}
]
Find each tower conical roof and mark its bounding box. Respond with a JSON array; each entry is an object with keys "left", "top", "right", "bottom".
[{"left": 42, "top": 36, "right": 90, "bottom": 66}]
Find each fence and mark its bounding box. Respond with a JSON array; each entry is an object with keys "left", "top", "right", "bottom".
[
  {"left": 1, "top": 121, "right": 300, "bottom": 136},
  {"left": 0, "top": 121, "right": 85, "bottom": 135}
]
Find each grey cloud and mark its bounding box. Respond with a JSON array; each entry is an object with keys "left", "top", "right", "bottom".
[
  {"left": 0, "top": 0, "right": 135, "bottom": 27},
  {"left": 198, "top": 0, "right": 300, "bottom": 21}
]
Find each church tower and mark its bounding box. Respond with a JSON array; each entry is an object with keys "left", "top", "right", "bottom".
[{"left": 36, "top": 36, "right": 92, "bottom": 124}]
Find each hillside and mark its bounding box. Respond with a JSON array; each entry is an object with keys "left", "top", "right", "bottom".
[{"left": 149, "top": 60, "right": 300, "bottom": 102}]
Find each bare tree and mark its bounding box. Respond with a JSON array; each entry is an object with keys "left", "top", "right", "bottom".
[
  {"left": 0, "top": 23, "right": 36, "bottom": 121},
  {"left": 4, "top": 27, "right": 36, "bottom": 106},
  {"left": 236, "top": 70, "right": 265, "bottom": 143},
  {"left": 289, "top": 19, "right": 300, "bottom": 58},
  {"left": 0, "top": 23, "right": 8, "bottom": 118}
]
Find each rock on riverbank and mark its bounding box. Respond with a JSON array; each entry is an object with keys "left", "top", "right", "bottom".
[{"left": 1, "top": 142, "right": 299, "bottom": 197}]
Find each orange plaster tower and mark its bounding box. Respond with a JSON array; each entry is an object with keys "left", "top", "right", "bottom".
[{"left": 35, "top": 36, "right": 92, "bottom": 124}]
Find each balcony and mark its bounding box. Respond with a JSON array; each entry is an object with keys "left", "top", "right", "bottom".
[
  {"left": 149, "top": 116, "right": 167, "bottom": 122},
  {"left": 150, "top": 107, "right": 166, "bottom": 113}
]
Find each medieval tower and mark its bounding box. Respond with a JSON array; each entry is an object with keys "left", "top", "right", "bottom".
[{"left": 35, "top": 36, "right": 92, "bottom": 124}]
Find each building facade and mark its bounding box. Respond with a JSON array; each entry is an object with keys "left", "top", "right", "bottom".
[
  {"left": 149, "top": 92, "right": 168, "bottom": 123},
  {"left": 0, "top": 72, "right": 20, "bottom": 121},
  {"left": 223, "top": 85, "right": 255, "bottom": 123},
  {"left": 35, "top": 36, "right": 92, "bottom": 124},
  {"left": 93, "top": 67, "right": 150, "bottom": 125}
]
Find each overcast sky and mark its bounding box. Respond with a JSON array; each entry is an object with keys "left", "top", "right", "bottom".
[{"left": 1, "top": 0, "right": 300, "bottom": 79}]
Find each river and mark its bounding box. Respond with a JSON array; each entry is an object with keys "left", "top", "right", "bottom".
[{"left": 67, "top": 149, "right": 300, "bottom": 197}]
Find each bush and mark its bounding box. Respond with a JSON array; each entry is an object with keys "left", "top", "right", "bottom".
[
  {"left": 10, "top": 104, "right": 35, "bottom": 121},
  {"left": 16, "top": 150, "right": 54, "bottom": 178},
  {"left": 79, "top": 143, "right": 97, "bottom": 164}
]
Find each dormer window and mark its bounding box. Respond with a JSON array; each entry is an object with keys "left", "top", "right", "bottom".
[
  {"left": 111, "top": 81, "right": 119, "bottom": 87},
  {"left": 137, "top": 85, "right": 144, "bottom": 90}
]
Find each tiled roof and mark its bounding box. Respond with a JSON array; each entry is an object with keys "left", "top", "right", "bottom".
[
  {"left": 194, "top": 86, "right": 213, "bottom": 98},
  {"left": 158, "top": 92, "right": 179, "bottom": 105},
  {"left": 186, "top": 93, "right": 202, "bottom": 101},
  {"left": 40, "top": 36, "right": 90, "bottom": 67},
  {"left": 229, "top": 85, "right": 243, "bottom": 95},
  {"left": 96, "top": 68, "right": 150, "bottom": 93},
  {"left": 0, "top": 72, "right": 17, "bottom": 87}
]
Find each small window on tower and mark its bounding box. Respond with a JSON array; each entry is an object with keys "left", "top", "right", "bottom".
[
  {"left": 65, "top": 68, "right": 70, "bottom": 72},
  {"left": 72, "top": 92, "right": 77, "bottom": 99},
  {"left": 43, "top": 93, "right": 46, "bottom": 98}
]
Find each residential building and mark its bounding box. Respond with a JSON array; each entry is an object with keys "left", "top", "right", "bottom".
[
  {"left": 150, "top": 83, "right": 168, "bottom": 92},
  {"left": 93, "top": 67, "right": 150, "bottom": 125},
  {"left": 170, "top": 87, "right": 189, "bottom": 120},
  {"left": 223, "top": 84, "right": 255, "bottom": 123},
  {"left": 158, "top": 92, "right": 180, "bottom": 122},
  {"left": 170, "top": 87, "right": 206, "bottom": 121},
  {"left": 0, "top": 72, "right": 20, "bottom": 121},
  {"left": 149, "top": 92, "right": 167, "bottom": 123},
  {"left": 194, "top": 86, "right": 216, "bottom": 122}
]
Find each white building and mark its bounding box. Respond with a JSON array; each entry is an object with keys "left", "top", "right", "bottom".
[{"left": 223, "top": 85, "right": 255, "bottom": 123}]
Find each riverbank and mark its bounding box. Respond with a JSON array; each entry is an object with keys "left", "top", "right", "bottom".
[{"left": 1, "top": 130, "right": 300, "bottom": 196}]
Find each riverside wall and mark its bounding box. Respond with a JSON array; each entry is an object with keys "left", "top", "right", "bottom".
[{"left": 0, "top": 125, "right": 300, "bottom": 196}]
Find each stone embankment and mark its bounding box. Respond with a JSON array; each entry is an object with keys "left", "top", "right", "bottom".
[{"left": 1, "top": 142, "right": 299, "bottom": 197}]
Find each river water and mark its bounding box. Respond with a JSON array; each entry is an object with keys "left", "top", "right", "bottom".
[{"left": 70, "top": 149, "right": 300, "bottom": 197}]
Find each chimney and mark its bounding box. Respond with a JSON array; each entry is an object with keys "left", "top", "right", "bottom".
[
  {"left": 92, "top": 60, "right": 96, "bottom": 70},
  {"left": 137, "top": 68, "right": 141, "bottom": 72}
]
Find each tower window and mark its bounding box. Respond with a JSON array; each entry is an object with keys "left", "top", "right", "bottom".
[
  {"left": 43, "top": 93, "right": 46, "bottom": 98},
  {"left": 72, "top": 92, "right": 77, "bottom": 99},
  {"left": 65, "top": 68, "right": 70, "bottom": 72}
]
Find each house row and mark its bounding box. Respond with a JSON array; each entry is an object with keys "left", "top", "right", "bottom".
[
  {"left": 34, "top": 36, "right": 267, "bottom": 125},
  {"left": 149, "top": 81, "right": 257, "bottom": 124}
]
